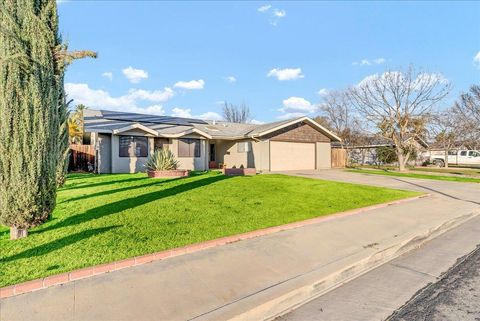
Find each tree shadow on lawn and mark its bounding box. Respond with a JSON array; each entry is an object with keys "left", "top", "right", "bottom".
[
  {"left": 33, "top": 174, "right": 231, "bottom": 234},
  {"left": 0, "top": 226, "right": 120, "bottom": 263},
  {"left": 61, "top": 176, "right": 149, "bottom": 191},
  {"left": 59, "top": 176, "right": 185, "bottom": 204}
]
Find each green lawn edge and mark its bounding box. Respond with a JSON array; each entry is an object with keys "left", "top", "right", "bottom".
[
  {"left": 0, "top": 172, "right": 420, "bottom": 287},
  {"left": 346, "top": 169, "right": 480, "bottom": 183}
]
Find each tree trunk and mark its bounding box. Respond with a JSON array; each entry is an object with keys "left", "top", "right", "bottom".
[
  {"left": 444, "top": 149, "right": 449, "bottom": 168},
  {"left": 397, "top": 148, "right": 407, "bottom": 172},
  {"left": 10, "top": 227, "right": 28, "bottom": 240}
]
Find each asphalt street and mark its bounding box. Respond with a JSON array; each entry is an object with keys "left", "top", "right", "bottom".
[{"left": 389, "top": 245, "right": 480, "bottom": 321}]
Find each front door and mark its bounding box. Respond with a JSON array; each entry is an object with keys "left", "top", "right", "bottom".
[{"left": 209, "top": 144, "right": 216, "bottom": 162}]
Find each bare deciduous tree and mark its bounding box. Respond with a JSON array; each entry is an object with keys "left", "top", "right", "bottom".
[
  {"left": 222, "top": 102, "right": 251, "bottom": 123},
  {"left": 452, "top": 85, "right": 480, "bottom": 149},
  {"left": 429, "top": 109, "right": 459, "bottom": 168},
  {"left": 318, "top": 89, "right": 363, "bottom": 146},
  {"left": 348, "top": 66, "right": 451, "bottom": 171},
  {"left": 316, "top": 89, "right": 370, "bottom": 165}
]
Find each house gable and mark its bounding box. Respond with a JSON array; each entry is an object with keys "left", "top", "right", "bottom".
[{"left": 262, "top": 122, "right": 331, "bottom": 143}]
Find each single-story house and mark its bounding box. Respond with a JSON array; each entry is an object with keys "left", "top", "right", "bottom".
[
  {"left": 333, "top": 135, "right": 429, "bottom": 166},
  {"left": 83, "top": 109, "right": 341, "bottom": 173}
]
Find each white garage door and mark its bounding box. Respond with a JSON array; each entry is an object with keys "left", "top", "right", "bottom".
[{"left": 270, "top": 141, "right": 315, "bottom": 171}]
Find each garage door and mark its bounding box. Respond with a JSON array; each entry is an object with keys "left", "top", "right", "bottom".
[{"left": 270, "top": 141, "right": 315, "bottom": 171}]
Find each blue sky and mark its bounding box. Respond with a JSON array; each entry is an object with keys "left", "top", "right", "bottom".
[{"left": 60, "top": 1, "right": 480, "bottom": 123}]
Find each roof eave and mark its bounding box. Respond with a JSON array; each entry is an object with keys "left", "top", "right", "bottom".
[
  {"left": 253, "top": 116, "right": 342, "bottom": 142},
  {"left": 112, "top": 123, "right": 158, "bottom": 136}
]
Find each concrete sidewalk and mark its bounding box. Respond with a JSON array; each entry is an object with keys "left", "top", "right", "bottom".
[{"left": 1, "top": 171, "right": 479, "bottom": 321}]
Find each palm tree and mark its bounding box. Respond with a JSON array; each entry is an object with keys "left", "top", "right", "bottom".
[
  {"left": 68, "top": 117, "right": 82, "bottom": 144},
  {"left": 68, "top": 104, "right": 86, "bottom": 144}
]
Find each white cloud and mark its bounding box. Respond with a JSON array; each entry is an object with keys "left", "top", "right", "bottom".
[
  {"left": 171, "top": 107, "right": 193, "bottom": 118},
  {"left": 278, "top": 97, "right": 317, "bottom": 119},
  {"left": 373, "top": 58, "right": 386, "bottom": 64},
  {"left": 273, "top": 9, "right": 286, "bottom": 17},
  {"left": 258, "top": 5, "right": 286, "bottom": 26},
  {"left": 317, "top": 88, "right": 330, "bottom": 97},
  {"left": 174, "top": 79, "right": 205, "bottom": 90},
  {"left": 474, "top": 51, "right": 480, "bottom": 69},
  {"left": 102, "top": 72, "right": 113, "bottom": 80},
  {"left": 257, "top": 4, "right": 271, "bottom": 12},
  {"left": 280, "top": 97, "right": 317, "bottom": 113},
  {"left": 197, "top": 111, "right": 222, "bottom": 121},
  {"left": 267, "top": 67, "right": 304, "bottom": 81},
  {"left": 65, "top": 83, "right": 173, "bottom": 115},
  {"left": 357, "top": 71, "right": 448, "bottom": 90},
  {"left": 250, "top": 119, "right": 265, "bottom": 125},
  {"left": 171, "top": 108, "right": 222, "bottom": 121},
  {"left": 353, "top": 58, "right": 386, "bottom": 66},
  {"left": 270, "top": 9, "right": 286, "bottom": 26},
  {"left": 139, "top": 105, "right": 166, "bottom": 115},
  {"left": 122, "top": 66, "right": 148, "bottom": 83},
  {"left": 225, "top": 76, "right": 237, "bottom": 83},
  {"left": 127, "top": 88, "right": 175, "bottom": 102}
]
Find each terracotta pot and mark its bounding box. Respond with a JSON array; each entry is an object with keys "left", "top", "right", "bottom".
[{"left": 147, "top": 170, "right": 190, "bottom": 178}]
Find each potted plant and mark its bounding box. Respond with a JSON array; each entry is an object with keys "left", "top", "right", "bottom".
[{"left": 144, "top": 149, "right": 189, "bottom": 178}]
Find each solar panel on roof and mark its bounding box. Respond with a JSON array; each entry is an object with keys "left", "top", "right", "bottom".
[{"left": 100, "top": 110, "right": 208, "bottom": 126}]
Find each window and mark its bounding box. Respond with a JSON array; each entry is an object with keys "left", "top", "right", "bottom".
[
  {"left": 154, "top": 138, "right": 169, "bottom": 151},
  {"left": 178, "top": 138, "right": 201, "bottom": 157},
  {"left": 119, "top": 136, "right": 148, "bottom": 157},
  {"left": 237, "top": 141, "right": 251, "bottom": 153},
  {"left": 469, "top": 151, "right": 479, "bottom": 157},
  {"left": 460, "top": 151, "right": 467, "bottom": 156}
]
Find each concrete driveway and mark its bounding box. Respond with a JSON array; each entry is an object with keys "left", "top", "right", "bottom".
[{"left": 276, "top": 169, "right": 480, "bottom": 207}]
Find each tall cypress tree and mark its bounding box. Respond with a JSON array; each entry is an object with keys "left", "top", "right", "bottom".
[{"left": 0, "top": 0, "right": 95, "bottom": 239}]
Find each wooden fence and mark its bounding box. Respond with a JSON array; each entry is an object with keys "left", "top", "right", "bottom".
[
  {"left": 331, "top": 148, "right": 347, "bottom": 168},
  {"left": 69, "top": 144, "right": 95, "bottom": 172}
]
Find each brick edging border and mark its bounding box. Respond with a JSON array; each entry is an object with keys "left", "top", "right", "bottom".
[{"left": 0, "top": 194, "right": 429, "bottom": 299}]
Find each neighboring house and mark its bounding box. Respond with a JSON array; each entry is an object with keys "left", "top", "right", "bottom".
[
  {"left": 83, "top": 109, "right": 341, "bottom": 173},
  {"left": 336, "top": 136, "right": 429, "bottom": 166}
]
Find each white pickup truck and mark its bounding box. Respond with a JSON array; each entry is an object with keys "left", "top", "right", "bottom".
[{"left": 430, "top": 150, "right": 480, "bottom": 167}]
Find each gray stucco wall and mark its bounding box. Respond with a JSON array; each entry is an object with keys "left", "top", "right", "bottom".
[
  {"left": 212, "top": 139, "right": 269, "bottom": 171},
  {"left": 97, "top": 133, "right": 112, "bottom": 174},
  {"left": 215, "top": 140, "right": 252, "bottom": 168}
]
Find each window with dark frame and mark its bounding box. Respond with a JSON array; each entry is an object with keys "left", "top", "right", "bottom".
[
  {"left": 119, "top": 136, "right": 148, "bottom": 157},
  {"left": 178, "top": 138, "right": 201, "bottom": 157},
  {"left": 237, "top": 141, "right": 250, "bottom": 153}
]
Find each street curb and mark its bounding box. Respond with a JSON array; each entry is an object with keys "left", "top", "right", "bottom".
[
  {"left": 0, "top": 194, "right": 428, "bottom": 299},
  {"left": 213, "top": 210, "right": 480, "bottom": 321}
]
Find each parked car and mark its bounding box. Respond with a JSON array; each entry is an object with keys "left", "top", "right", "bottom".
[{"left": 430, "top": 150, "right": 480, "bottom": 167}]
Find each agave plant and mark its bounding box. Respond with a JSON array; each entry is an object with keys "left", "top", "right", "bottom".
[{"left": 145, "top": 148, "right": 179, "bottom": 171}]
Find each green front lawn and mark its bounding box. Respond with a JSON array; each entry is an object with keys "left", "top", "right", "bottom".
[
  {"left": 0, "top": 171, "right": 419, "bottom": 287},
  {"left": 347, "top": 169, "right": 480, "bottom": 183},
  {"left": 410, "top": 167, "right": 480, "bottom": 177}
]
